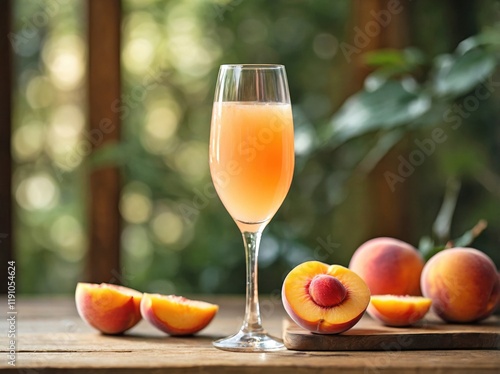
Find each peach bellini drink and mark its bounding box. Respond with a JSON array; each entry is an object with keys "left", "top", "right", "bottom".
[
  {"left": 209, "top": 65, "right": 294, "bottom": 351},
  {"left": 210, "top": 102, "right": 294, "bottom": 224}
]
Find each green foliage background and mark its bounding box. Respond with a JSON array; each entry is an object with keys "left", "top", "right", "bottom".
[{"left": 12, "top": 0, "right": 500, "bottom": 295}]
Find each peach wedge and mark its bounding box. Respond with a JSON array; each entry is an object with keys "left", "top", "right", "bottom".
[
  {"left": 282, "top": 261, "right": 370, "bottom": 334},
  {"left": 140, "top": 294, "right": 219, "bottom": 336},
  {"left": 367, "top": 295, "right": 432, "bottom": 326},
  {"left": 75, "top": 282, "right": 142, "bottom": 334}
]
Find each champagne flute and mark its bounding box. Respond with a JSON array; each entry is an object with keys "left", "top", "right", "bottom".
[{"left": 209, "top": 64, "right": 294, "bottom": 351}]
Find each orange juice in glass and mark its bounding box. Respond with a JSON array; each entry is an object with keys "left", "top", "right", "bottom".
[{"left": 209, "top": 65, "right": 294, "bottom": 351}]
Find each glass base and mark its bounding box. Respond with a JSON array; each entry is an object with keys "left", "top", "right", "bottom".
[{"left": 213, "top": 330, "right": 285, "bottom": 352}]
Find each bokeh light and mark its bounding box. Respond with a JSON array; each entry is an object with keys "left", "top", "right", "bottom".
[
  {"left": 25, "top": 75, "right": 54, "bottom": 109},
  {"left": 15, "top": 173, "right": 59, "bottom": 211},
  {"left": 46, "top": 104, "right": 86, "bottom": 171},
  {"left": 122, "top": 224, "right": 153, "bottom": 260},
  {"left": 141, "top": 106, "right": 179, "bottom": 154},
  {"left": 313, "top": 33, "right": 338, "bottom": 60},
  {"left": 42, "top": 34, "right": 85, "bottom": 91},
  {"left": 120, "top": 182, "right": 153, "bottom": 224},
  {"left": 12, "top": 120, "right": 45, "bottom": 161},
  {"left": 49, "top": 215, "right": 86, "bottom": 262},
  {"left": 151, "top": 208, "right": 184, "bottom": 246},
  {"left": 12, "top": 0, "right": 499, "bottom": 297},
  {"left": 173, "top": 141, "right": 208, "bottom": 181}
]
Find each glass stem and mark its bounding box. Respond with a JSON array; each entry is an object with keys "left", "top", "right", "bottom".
[{"left": 241, "top": 230, "right": 265, "bottom": 334}]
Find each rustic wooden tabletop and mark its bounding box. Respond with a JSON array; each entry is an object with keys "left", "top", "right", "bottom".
[{"left": 0, "top": 296, "right": 498, "bottom": 373}]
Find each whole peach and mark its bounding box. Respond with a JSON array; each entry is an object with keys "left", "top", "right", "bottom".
[
  {"left": 421, "top": 247, "right": 499, "bottom": 323},
  {"left": 349, "top": 237, "right": 424, "bottom": 296}
]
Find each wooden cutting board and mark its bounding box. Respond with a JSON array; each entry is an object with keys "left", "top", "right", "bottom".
[{"left": 283, "top": 314, "right": 500, "bottom": 351}]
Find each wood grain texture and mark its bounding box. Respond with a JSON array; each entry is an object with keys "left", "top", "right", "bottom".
[
  {"left": 87, "top": 0, "right": 122, "bottom": 284},
  {"left": 0, "top": 297, "right": 499, "bottom": 373},
  {"left": 283, "top": 316, "right": 500, "bottom": 351}
]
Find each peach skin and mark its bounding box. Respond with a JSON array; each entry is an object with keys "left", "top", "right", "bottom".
[
  {"left": 75, "top": 282, "right": 142, "bottom": 334},
  {"left": 349, "top": 237, "right": 424, "bottom": 296},
  {"left": 421, "top": 247, "right": 499, "bottom": 323}
]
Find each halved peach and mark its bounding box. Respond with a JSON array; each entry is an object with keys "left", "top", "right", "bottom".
[
  {"left": 140, "top": 294, "right": 219, "bottom": 336},
  {"left": 75, "top": 282, "right": 142, "bottom": 334},
  {"left": 282, "top": 261, "right": 370, "bottom": 334},
  {"left": 367, "top": 295, "right": 432, "bottom": 326}
]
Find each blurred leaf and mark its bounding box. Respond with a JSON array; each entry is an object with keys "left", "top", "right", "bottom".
[
  {"left": 406, "top": 100, "right": 449, "bottom": 128},
  {"left": 293, "top": 105, "right": 319, "bottom": 159},
  {"left": 438, "top": 141, "right": 488, "bottom": 177},
  {"left": 363, "top": 48, "right": 426, "bottom": 87},
  {"left": 432, "top": 179, "right": 461, "bottom": 242},
  {"left": 448, "top": 219, "right": 488, "bottom": 248},
  {"left": 364, "top": 47, "right": 425, "bottom": 69},
  {"left": 356, "top": 130, "right": 404, "bottom": 175},
  {"left": 328, "top": 80, "right": 431, "bottom": 146},
  {"left": 456, "top": 30, "right": 500, "bottom": 55},
  {"left": 433, "top": 49, "right": 497, "bottom": 97},
  {"left": 420, "top": 219, "right": 488, "bottom": 261},
  {"left": 418, "top": 236, "right": 446, "bottom": 261}
]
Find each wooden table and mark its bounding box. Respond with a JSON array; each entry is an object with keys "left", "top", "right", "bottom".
[{"left": 0, "top": 296, "right": 498, "bottom": 373}]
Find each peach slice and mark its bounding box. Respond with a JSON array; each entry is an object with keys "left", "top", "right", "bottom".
[
  {"left": 140, "top": 294, "right": 219, "bottom": 336},
  {"left": 75, "top": 282, "right": 142, "bottom": 334},
  {"left": 367, "top": 295, "right": 432, "bottom": 326},
  {"left": 282, "top": 261, "right": 370, "bottom": 334}
]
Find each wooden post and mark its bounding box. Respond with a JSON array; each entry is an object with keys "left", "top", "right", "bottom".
[
  {"left": 86, "top": 0, "right": 122, "bottom": 283},
  {"left": 0, "top": 0, "right": 13, "bottom": 294},
  {"left": 346, "top": 0, "right": 413, "bottom": 241},
  {"left": 346, "top": 0, "right": 410, "bottom": 89}
]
